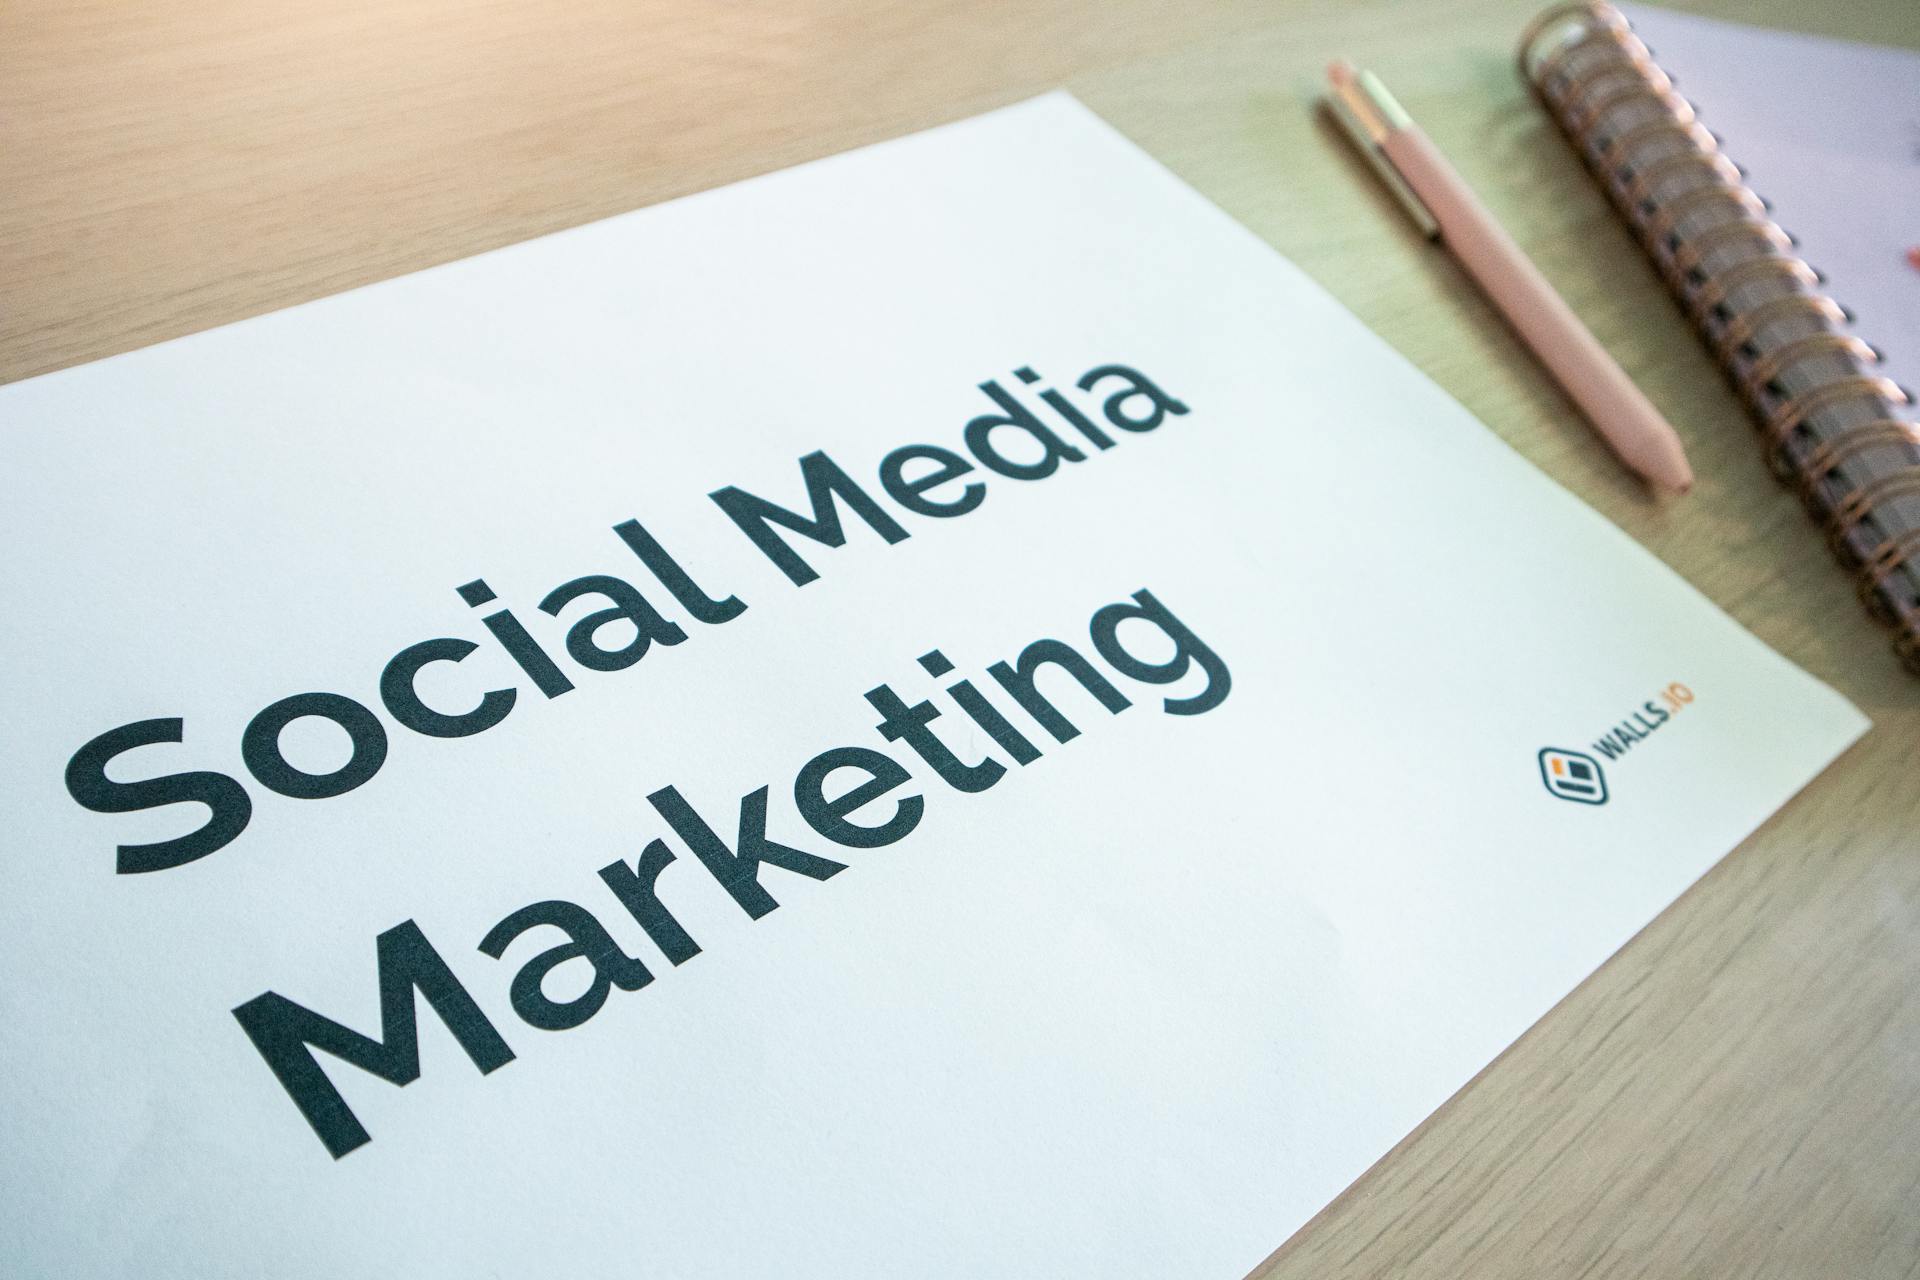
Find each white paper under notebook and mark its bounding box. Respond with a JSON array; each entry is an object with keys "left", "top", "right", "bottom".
[{"left": 0, "top": 94, "right": 1867, "bottom": 1277}]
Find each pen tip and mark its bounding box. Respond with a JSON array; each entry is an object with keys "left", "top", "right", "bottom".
[{"left": 1327, "top": 59, "right": 1357, "bottom": 89}]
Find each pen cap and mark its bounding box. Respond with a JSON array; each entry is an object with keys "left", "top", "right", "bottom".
[{"left": 1324, "top": 65, "right": 1439, "bottom": 238}]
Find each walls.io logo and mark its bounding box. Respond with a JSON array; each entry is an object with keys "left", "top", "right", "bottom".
[
  {"left": 1537, "top": 680, "right": 1696, "bottom": 806},
  {"left": 1538, "top": 747, "right": 1607, "bottom": 805}
]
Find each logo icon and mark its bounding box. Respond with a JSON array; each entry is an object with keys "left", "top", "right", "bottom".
[{"left": 1538, "top": 747, "right": 1607, "bottom": 805}]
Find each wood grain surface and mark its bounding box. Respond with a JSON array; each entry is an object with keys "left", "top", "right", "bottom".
[{"left": 4, "top": 0, "right": 1917, "bottom": 1274}]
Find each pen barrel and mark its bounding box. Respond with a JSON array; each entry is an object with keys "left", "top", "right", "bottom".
[{"left": 1382, "top": 126, "right": 1693, "bottom": 493}]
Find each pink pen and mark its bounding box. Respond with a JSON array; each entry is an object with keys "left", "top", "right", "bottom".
[{"left": 1327, "top": 59, "right": 1694, "bottom": 494}]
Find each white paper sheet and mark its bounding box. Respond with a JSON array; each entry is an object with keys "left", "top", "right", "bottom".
[
  {"left": 1621, "top": 5, "right": 1920, "bottom": 393},
  {"left": 0, "top": 94, "right": 1868, "bottom": 1278}
]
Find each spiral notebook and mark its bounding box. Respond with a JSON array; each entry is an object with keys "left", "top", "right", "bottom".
[{"left": 1521, "top": 2, "right": 1920, "bottom": 673}]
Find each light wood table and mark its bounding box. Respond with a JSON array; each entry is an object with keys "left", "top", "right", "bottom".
[{"left": 4, "top": 1, "right": 1916, "bottom": 1274}]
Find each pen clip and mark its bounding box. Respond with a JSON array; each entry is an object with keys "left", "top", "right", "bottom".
[{"left": 1325, "top": 69, "right": 1441, "bottom": 240}]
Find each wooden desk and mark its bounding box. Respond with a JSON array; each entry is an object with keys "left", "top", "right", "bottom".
[{"left": 4, "top": 1, "right": 1916, "bottom": 1273}]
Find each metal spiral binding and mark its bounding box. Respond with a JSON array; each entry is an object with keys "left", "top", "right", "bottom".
[{"left": 1519, "top": 0, "right": 1920, "bottom": 672}]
